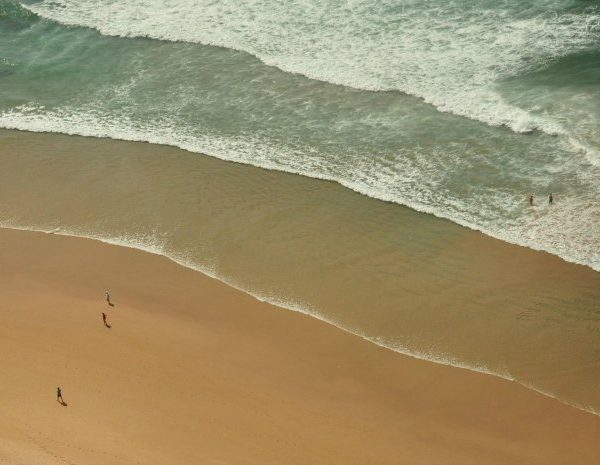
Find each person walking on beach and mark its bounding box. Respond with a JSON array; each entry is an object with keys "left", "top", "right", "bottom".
[
  {"left": 102, "top": 312, "right": 109, "bottom": 327},
  {"left": 57, "top": 386, "right": 63, "bottom": 403},
  {"left": 529, "top": 194, "right": 534, "bottom": 206},
  {"left": 105, "top": 290, "right": 111, "bottom": 305},
  {"left": 549, "top": 193, "right": 553, "bottom": 204}
]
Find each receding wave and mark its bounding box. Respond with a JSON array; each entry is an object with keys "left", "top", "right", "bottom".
[
  {"left": 1, "top": 105, "right": 598, "bottom": 272},
  {"left": 22, "top": 0, "right": 600, "bottom": 136},
  {"left": 2, "top": 1, "right": 600, "bottom": 273}
]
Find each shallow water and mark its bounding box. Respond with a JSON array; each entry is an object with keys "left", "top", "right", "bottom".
[{"left": 0, "top": 0, "right": 599, "bottom": 270}]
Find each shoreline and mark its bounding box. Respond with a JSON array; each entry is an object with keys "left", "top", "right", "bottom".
[
  {"left": 1, "top": 227, "right": 599, "bottom": 464},
  {"left": 2, "top": 223, "right": 596, "bottom": 418}
]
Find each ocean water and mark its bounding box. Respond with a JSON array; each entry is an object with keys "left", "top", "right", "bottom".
[
  {"left": 0, "top": 1, "right": 600, "bottom": 413},
  {"left": 0, "top": 0, "right": 599, "bottom": 270}
]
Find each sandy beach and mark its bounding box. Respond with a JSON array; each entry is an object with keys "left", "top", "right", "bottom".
[
  {"left": 1, "top": 227, "right": 599, "bottom": 465},
  {"left": 2, "top": 0, "right": 600, "bottom": 462}
]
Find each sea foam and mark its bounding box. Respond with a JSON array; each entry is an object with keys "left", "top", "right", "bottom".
[
  {"left": 22, "top": 0, "right": 600, "bottom": 138},
  {"left": 1, "top": 105, "right": 598, "bottom": 272}
]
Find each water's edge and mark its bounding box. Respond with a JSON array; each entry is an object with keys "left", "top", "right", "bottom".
[
  {"left": 2, "top": 126, "right": 598, "bottom": 274},
  {"left": 2, "top": 222, "right": 597, "bottom": 418}
]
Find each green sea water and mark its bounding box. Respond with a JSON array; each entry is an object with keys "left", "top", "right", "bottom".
[{"left": 1, "top": 0, "right": 599, "bottom": 269}]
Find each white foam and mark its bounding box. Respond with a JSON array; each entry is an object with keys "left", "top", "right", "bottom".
[
  {"left": 1, "top": 105, "right": 599, "bottom": 272},
  {"left": 22, "top": 0, "right": 600, "bottom": 138},
  {"left": 567, "top": 136, "right": 600, "bottom": 167}
]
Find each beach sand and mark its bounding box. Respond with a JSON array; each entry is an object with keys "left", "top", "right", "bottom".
[{"left": 1, "top": 228, "right": 599, "bottom": 465}]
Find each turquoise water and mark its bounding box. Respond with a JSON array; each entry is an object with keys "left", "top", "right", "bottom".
[{"left": 0, "top": 0, "right": 599, "bottom": 270}]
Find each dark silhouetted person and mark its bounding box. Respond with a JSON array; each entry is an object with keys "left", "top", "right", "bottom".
[
  {"left": 102, "top": 312, "right": 109, "bottom": 328},
  {"left": 57, "top": 386, "right": 63, "bottom": 403},
  {"left": 529, "top": 194, "right": 534, "bottom": 206},
  {"left": 549, "top": 193, "right": 553, "bottom": 204}
]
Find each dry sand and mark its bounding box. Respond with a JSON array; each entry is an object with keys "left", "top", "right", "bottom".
[{"left": 0, "top": 228, "right": 598, "bottom": 465}]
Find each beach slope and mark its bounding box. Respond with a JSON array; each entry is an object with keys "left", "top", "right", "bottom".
[{"left": 0, "top": 228, "right": 598, "bottom": 465}]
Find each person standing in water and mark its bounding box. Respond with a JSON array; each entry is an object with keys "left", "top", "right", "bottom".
[
  {"left": 529, "top": 194, "right": 534, "bottom": 206},
  {"left": 549, "top": 193, "right": 553, "bottom": 204}
]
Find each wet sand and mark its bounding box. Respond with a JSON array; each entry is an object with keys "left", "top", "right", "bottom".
[{"left": 0, "top": 228, "right": 599, "bottom": 465}]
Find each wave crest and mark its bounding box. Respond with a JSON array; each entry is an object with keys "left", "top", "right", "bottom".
[{"left": 22, "top": 0, "right": 600, "bottom": 135}]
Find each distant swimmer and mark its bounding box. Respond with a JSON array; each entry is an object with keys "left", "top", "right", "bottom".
[
  {"left": 529, "top": 194, "right": 534, "bottom": 206},
  {"left": 549, "top": 193, "right": 553, "bottom": 204}
]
